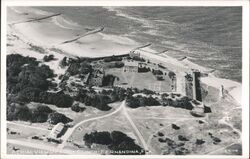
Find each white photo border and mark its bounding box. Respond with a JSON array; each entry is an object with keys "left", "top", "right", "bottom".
[{"left": 1, "top": 0, "right": 249, "bottom": 159}]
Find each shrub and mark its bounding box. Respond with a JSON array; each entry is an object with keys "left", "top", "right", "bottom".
[
  {"left": 67, "top": 63, "right": 80, "bottom": 76},
  {"left": 172, "top": 124, "right": 180, "bottom": 130},
  {"left": 168, "top": 71, "right": 176, "bottom": 79},
  {"left": 43, "top": 54, "right": 55, "bottom": 62},
  {"left": 158, "top": 138, "right": 166, "bottom": 143},
  {"left": 126, "top": 95, "right": 160, "bottom": 108},
  {"left": 158, "top": 132, "right": 164, "bottom": 137},
  {"left": 47, "top": 112, "right": 72, "bottom": 125},
  {"left": 71, "top": 103, "right": 85, "bottom": 112},
  {"left": 196, "top": 139, "right": 205, "bottom": 145},
  {"left": 178, "top": 135, "right": 189, "bottom": 141}
]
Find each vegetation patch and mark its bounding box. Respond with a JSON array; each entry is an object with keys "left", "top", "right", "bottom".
[{"left": 84, "top": 131, "right": 145, "bottom": 155}]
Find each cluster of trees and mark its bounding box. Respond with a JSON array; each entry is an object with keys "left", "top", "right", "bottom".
[
  {"left": 71, "top": 103, "right": 85, "bottom": 112},
  {"left": 59, "top": 57, "right": 69, "bottom": 68},
  {"left": 43, "top": 54, "right": 55, "bottom": 62},
  {"left": 138, "top": 67, "right": 150, "bottom": 73},
  {"left": 161, "top": 96, "right": 193, "bottom": 110},
  {"left": 7, "top": 101, "right": 72, "bottom": 125},
  {"left": 168, "top": 71, "right": 176, "bottom": 79},
  {"left": 75, "top": 87, "right": 130, "bottom": 111},
  {"left": 103, "top": 56, "right": 122, "bottom": 62},
  {"left": 7, "top": 54, "right": 55, "bottom": 94},
  {"left": 47, "top": 112, "right": 72, "bottom": 125},
  {"left": 152, "top": 69, "right": 163, "bottom": 75},
  {"left": 67, "top": 61, "right": 92, "bottom": 76},
  {"left": 18, "top": 87, "right": 74, "bottom": 108},
  {"left": 106, "top": 61, "right": 124, "bottom": 68},
  {"left": 102, "top": 74, "right": 116, "bottom": 86},
  {"left": 75, "top": 90, "right": 112, "bottom": 111},
  {"left": 7, "top": 54, "right": 74, "bottom": 124},
  {"left": 84, "top": 131, "right": 145, "bottom": 155},
  {"left": 126, "top": 95, "right": 160, "bottom": 108}
]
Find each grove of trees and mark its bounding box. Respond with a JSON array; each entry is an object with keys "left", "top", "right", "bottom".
[
  {"left": 126, "top": 95, "right": 160, "bottom": 108},
  {"left": 84, "top": 131, "right": 145, "bottom": 155}
]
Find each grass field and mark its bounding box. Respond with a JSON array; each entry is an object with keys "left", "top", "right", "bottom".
[{"left": 106, "top": 68, "right": 173, "bottom": 92}]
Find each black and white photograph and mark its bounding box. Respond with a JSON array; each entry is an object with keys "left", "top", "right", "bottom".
[{"left": 1, "top": 0, "right": 249, "bottom": 158}]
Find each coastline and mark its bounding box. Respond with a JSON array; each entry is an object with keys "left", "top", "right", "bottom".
[{"left": 7, "top": 6, "right": 242, "bottom": 105}]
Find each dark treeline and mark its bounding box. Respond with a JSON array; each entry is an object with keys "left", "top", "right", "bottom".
[
  {"left": 75, "top": 87, "right": 128, "bottom": 111},
  {"left": 126, "top": 95, "right": 160, "bottom": 108},
  {"left": 7, "top": 54, "right": 73, "bottom": 123},
  {"left": 18, "top": 87, "right": 74, "bottom": 108},
  {"left": 7, "top": 103, "right": 71, "bottom": 125},
  {"left": 7, "top": 54, "right": 73, "bottom": 108},
  {"left": 84, "top": 131, "right": 145, "bottom": 155},
  {"left": 75, "top": 87, "right": 156, "bottom": 111},
  {"left": 7, "top": 54, "right": 55, "bottom": 93}
]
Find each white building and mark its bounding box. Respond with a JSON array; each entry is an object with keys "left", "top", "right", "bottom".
[
  {"left": 48, "top": 122, "right": 64, "bottom": 139},
  {"left": 123, "top": 60, "right": 138, "bottom": 72}
]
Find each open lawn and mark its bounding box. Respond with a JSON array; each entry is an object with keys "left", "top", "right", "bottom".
[{"left": 106, "top": 68, "right": 173, "bottom": 92}]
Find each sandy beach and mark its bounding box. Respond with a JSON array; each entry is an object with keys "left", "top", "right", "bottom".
[{"left": 7, "top": 6, "right": 242, "bottom": 105}]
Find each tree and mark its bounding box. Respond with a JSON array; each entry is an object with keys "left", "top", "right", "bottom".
[
  {"left": 60, "top": 57, "right": 68, "bottom": 68},
  {"left": 43, "top": 54, "right": 54, "bottom": 62},
  {"left": 71, "top": 103, "right": 85, "bottom": 112},
  {"left": 83, "top": 131, "right": 145, "bottom": 155},
  {"left": 7, "top": 103, "right": 31, "bottom": 121},
  {"left": 168, "top": 71, "right": 176, "bottom": 79},
  {"left": 47, "top": 112, "right": 72, "bottom": 125},
  {"left": 67, "top": 63, "right": 80, "bottom": 76},
  {"left": 79, "top": 61, "right": 92, "bottom": 74},
  {"left": 30, "top": 105, "right": 53, "bottom": 123}
]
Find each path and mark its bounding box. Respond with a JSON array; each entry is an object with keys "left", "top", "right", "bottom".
[
  {"left": 58, "top": 100, "right": 125, "bottom": 149},
  {"left": 121, "top": 103, "right": 149, "bottom": 153}
]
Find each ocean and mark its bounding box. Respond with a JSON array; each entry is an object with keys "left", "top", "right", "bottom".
[{"left": 34, "top": 6, "right": 242, "bottom": 82}]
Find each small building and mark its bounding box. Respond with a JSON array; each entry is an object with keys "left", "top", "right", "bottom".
[
  {"left": 48, "top": 122, "right": 64, "bottom": 139},
  {"left": 129, "top": 50, "right": 141, "bottom": 59},
  {"left": 123, "top": 60, "right": 138, "bottom": 72}
]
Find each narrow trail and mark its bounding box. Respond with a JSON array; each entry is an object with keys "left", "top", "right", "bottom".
[
  {"left": 121, "top": 103, "right": 149, "bottom": 153},
  {"left": 58, "top": 101, "right": 125, "bottom": 149}
]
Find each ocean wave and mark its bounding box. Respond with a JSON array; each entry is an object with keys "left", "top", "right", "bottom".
[
  {"left": 99, "top": 33, "right": 137, "bottom": 45},
  {"left": 29, "top": 7, "right": 51, "bottom": 16},
  {"left": 51, "top": 16, "right": 81, "bottom": 30},
  {"left": 104, "top": 7, "right": 155, "bottom": 29},
  {"left": 9, "top": 7, "right": 23, "bottom": 14}
]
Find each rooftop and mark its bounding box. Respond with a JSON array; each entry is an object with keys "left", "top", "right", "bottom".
[{"left": 124, "top": 60, "right": 138, "bottom": 67}]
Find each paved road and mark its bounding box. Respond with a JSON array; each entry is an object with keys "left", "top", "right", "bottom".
[
  {"left": 58, "top": 101, "right": 125, "bottom": 149},
  {"left": 7, "top": 139, "right": 95, "bottom": 155},
  {"left": 7, "top": 121, "right": 50, "bottom": 132}
]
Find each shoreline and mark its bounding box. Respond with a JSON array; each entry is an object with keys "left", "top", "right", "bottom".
[{"left": 7, "top": 6, "right": 242, "bottom": 105}]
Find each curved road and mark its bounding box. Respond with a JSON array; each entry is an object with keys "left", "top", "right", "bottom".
[
  {"left": 58, "top": 100, "right": 125, "bottom": 149},
  {"left": 59, "top": 100, "right": 149, "bottom": 154}
]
